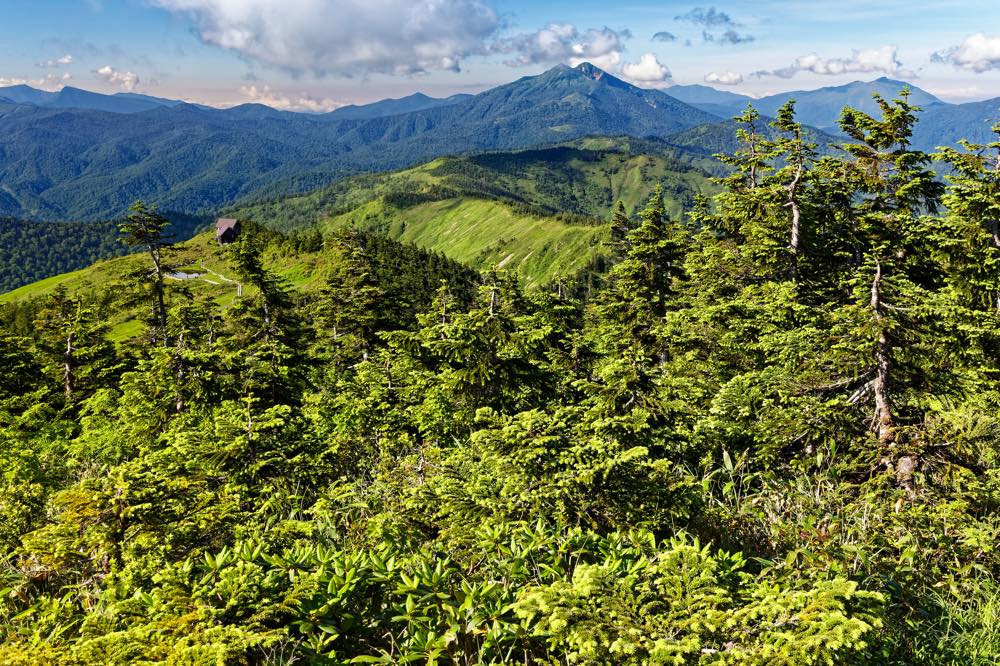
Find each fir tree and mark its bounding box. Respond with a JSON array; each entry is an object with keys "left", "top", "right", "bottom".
[
  {"left": 119, "top": 201, "right": 172, "bottom": 346},
  {"left": 831, "top": 92, "right": 943, "bottom": 491},
  {"left": 34, "top": 287, "right": 117, "bottom": 403}
]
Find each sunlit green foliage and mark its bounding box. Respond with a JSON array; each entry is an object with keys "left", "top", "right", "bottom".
[{"left": 1, "top": 96, "right": 999, "bottom": 665}]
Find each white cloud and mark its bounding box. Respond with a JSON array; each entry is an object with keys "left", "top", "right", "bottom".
[
  {"left": 933, "top": 33, "right": 1000, "bottom": 73},
  {"left": 151, "top": 0, "right": 499, "bottom": 76},
  {"left": 496, "top": 24, "right": 629, "bottom": 72},
  {"left": 675, "top": 7, "right": 738, "bottom": 28},
  {"left": 0, "top": 73, "right": 72, "bottom": 91},
  {"left": 621, "top": 53, "right": 673, "bottom": 89},
  {"left": 675, "top": 7, "right": 754, "bottom": 45},
  {"left": 94, "top": 65, "right": 139, "bottom": 90},
  {"left": 705, "top": 71, "right": 743, "bottom": 85},
  {"left": 240, "top": 84, "right": 344, "bottom": 112},
  {"left": 761, "top": 45, "right": 913, "bottom": 79},
  {"left": 38, "top": 54, "right": 74, "bottom": 68}
]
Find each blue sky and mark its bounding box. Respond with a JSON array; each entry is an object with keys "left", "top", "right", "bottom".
[{"left": 2, "top": 0, "right": 999, "bottom": 110}]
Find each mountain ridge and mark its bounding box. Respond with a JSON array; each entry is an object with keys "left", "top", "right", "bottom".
[
  {"left": 0, "top": 63, "right": 997, "bottom": 223},
  {"left": 0, "top": 63, "right": 718, "bottom": 221},
  {"left": 663, "top": 77, "right": 950, "bottom": 129}
]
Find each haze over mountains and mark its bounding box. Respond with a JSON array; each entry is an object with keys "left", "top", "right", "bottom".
[
  {"left": 666, "top": 77, "right": 947, "bottom": 129},
  {"left": 0, "top": 62, "right": 997, "bottom": 222}
]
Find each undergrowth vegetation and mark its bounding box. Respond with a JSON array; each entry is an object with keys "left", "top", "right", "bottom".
[{"left": 1, "top": 96, "right": 999, "bottom": 664}]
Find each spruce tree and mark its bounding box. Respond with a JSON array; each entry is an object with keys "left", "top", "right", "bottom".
[
  {"left": 771, "top": 101, "right": 817, "bottom": 281},
  {"left": 608, "top": 200, "right": 632, "bottom": 261},
  {"left": 313, "top": 233, "right": 383, "bottom": 370}
]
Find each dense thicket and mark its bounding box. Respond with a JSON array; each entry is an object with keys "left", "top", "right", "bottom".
[{"left": 1, "top": 97, "right": 999, "bottom": 665}]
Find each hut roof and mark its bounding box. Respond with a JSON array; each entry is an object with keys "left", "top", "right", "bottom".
[{"left": 216, "top": 218, "right": 239, "bottom": 234}]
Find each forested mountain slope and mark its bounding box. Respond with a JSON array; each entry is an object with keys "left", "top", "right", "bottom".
[
  {"left": 228, "top": 139, "right": 716, "bottom": 286},
  {"left": 0, "top": 139, "right": 715, "bottom": 294},
  {"left": 0, "top": 218, "right": 126, "bottom": 293},
  {"left": 324, "top": 92, "right": 473, "bottom": 120},
  {"left": 2, "top": 99, "right": 1000, "bottom": 664},
  {"left": 0, "top": 64, "right": 717, "bottom": 221}
]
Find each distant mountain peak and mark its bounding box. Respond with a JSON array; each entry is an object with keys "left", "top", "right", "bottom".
[{"left": 573, "top": 62, "right": 606, "bottom": 80}]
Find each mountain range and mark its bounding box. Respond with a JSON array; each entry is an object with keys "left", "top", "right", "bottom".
[
  {"left": 325, "top": 92, "right": 474, "bottom": 120},
  {"left": 0, "top": 63, "right": 997, "bottom": 222},
  {"left": 0, "top": 84, "right": 197, "bottom": 113},
  {"left": 664, "top": 77, "right": 948, "bottom": 129},
  {"left": 0, "top": 137, "right": 715, "bottom": 294}
]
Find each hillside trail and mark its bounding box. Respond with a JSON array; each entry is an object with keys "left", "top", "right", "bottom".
[{"left": 164, "top": 259, "right": 243, "bottom": 307}]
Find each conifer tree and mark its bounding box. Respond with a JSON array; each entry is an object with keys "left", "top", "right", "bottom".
[
  {"left": 594, "top": 186, "right": 684, "bottom": 343},
  {"left": 936, "top": 123, "right": 1000, "bottom": 312},
  {"left": 34, "top": 287, "right": 116, "bottom": 402},
  {"left": 119, "top": 201, "right": 171, "bottom": 346},
  {"left": 224, "top": 232, "right": 308, "bottom": 412},
  {"left": 586, "top": 187, "right": 688, "bottom": 419},
  {"left": 771, "top": 100, "right": 817, "bottom": 281},
  {"left": 313, "top": 233, "right": 383, "bottom": 370},
  {"left": 608, "top": 200, "right": 632, "bottom": 260},
  {"left": 821, "top": 92, "right": 944, "bottom": 492}
]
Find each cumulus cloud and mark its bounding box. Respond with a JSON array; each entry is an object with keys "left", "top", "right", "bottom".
[
  {"left": 94, "top": 65, "right": 139, "bottom": 90},
  {"left": 621, "top": 53, "right": 673, "bottom": 89},
  {"left": 932, "top": 33, "right": 1000, "bottom": 73},
  {"left": 675, "top": 6, "right": 754, "bottom": 44},
  {"left": 0, "top": 73, "right": 72, "bottom": 90},
  {"left": 652, "top": 31, "right": 677, "bottom": 43},
  {"left": 240, "top": 84, "right": 344, "bottom": 112},
  {"left": 705, "top": 71, "right": 743, "bottom": 85},
  {"left": 496, "top": 24, "right": 629, "bottom": 72},
  {"left": 151, "top": 0, "right": 499, "bottom": 76},
  {"left": 38, "top": 54, "right": 74, "bottom": 68},
  {"left": 758, "top": 46, "right": 913, "bottom": 79}
]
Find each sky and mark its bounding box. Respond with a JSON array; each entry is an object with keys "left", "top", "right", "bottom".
[{"left": 2, "top": 0, "right": 1000, "bottom": 111}]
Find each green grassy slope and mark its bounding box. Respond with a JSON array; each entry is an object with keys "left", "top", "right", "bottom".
[
  {"left": 0, "top": 234, "right": 240, "bottom": 340},
  {"left": 232, "top": 141, "right": 716, "bottom": 230},
  {"left": 0, "top": 139, "right": 716, "bottom": 296},
  {"left": 326, "top": 198, "right": 605, "bottom": 289},
  {"left": 230, "top": 140, "right": 716, "bottom": 285},
  {"left": 1, "top": 233, "right": 226, "bottom": 305},
  {"left": 0, "top": 228, "right": 477, "bottom": 343}
]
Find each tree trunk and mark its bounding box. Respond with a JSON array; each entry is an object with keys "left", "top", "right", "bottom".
[
  {"left": 871, "top": 260, "right": 917, "bottom": 496},
  {"left": 989, "top": 220, "right": 1000, "bottom": 313},
  {"left": 870, "top": 260, "right": 895, "bottom": 447},
  {"left": 175, "top": 332, "right": 185, "bottom": 413},
  {"left": 149, "top": 246, "right": 168, "bottom": 347},
  {"left": 787, "top": 161, "right": 803, "bottom": 281},
  {"left": 63, "top": 325, "right": 76, "bottom": 399}
]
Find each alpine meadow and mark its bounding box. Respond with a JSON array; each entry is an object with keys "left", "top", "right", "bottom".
[{"left": 2, "top": 2, "right": 1000, "bottom": 665}]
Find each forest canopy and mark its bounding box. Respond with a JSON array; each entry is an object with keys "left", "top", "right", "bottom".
[{"left": 1, "top": 95, "right": 1000, "bottom": 665}]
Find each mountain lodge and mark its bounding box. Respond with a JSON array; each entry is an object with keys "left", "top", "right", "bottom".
[{"left": 216, "top": 218, "right": 241, "bottom": 245}]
